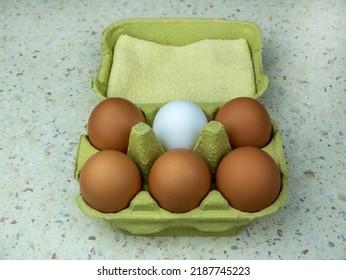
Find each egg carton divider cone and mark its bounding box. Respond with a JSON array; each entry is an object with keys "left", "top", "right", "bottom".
[{"left": 74, "top": 18, "right": 288, "bottom": 236}]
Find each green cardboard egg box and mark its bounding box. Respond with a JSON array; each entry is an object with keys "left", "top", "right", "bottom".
[{"left": 74, "top": 18, "right": 288, "bottom": 236}]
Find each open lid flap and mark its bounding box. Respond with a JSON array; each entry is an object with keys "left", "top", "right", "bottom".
[{"left": 92, "top": 18, "right": 269, "bottom": 104}]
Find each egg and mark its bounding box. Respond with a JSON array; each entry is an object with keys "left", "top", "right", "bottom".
[
  {"left": 216, "top": 146, "right": 281, "bottom": 212},
  {"left": 148, "top": 148, "right": 211, "bottom": 213},
  {"left": 79, "top": 150, "right": 142, "bottom": 213},
  {"left": 152, "top": 100, "right": 208, "bottom": 150},
  {"left": 87, "top": 97, "right": 146, "bottom": 153},
  {"left": 214, "top": 97, "right": 272, "bottom": 149}
]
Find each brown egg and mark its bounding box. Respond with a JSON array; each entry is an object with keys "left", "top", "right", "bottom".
[
  {"left": 148, "top": 149, "right": 211, "bottom": 213},
  {"left": 88, "top": 97, "right": 146, "bottom": 152},
  {"left": 216, "top": 146, "right": 281, "bottom": 212},
  {"left": 214, "top": 97, "right": 272, "bottom": 149},
  {"left": 79, "top": 150, "right": 142, "bottom": 213}
]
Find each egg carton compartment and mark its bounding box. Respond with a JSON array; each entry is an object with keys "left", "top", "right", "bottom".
[
  {"left": 73, "top": 18, "right": 288, "bottom": 236},
  {"left": 74, "top": 118, "right": 288, "bottom": 236}
]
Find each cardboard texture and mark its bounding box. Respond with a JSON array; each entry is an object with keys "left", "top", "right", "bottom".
[
  {"left": 74, "top": 18, "right": 288, "bottom": 236},
  {"left": 107, "top": 35, "right": 256, "bottom": 104}
]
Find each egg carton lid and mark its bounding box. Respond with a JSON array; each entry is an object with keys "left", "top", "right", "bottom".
[{"left": 91, "top": 18, "right": 269, "bottom": 103}]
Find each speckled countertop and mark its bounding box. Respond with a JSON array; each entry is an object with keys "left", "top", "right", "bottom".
[{"left": 1, "top": 0, "right": 345, "bottom": 260}]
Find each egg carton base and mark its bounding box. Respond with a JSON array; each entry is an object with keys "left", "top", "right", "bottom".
[
  {"left": 119, "top": 225, "right": 248, "bottom": 237},
  {"left": 75, "top": 187, "right": 287, "bottom": 236}
]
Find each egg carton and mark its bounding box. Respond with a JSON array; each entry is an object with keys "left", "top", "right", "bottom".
[{"left": 74, "top": 18, "right": 288, "bottom": 236}]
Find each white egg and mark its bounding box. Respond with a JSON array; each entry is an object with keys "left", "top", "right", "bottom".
[{"left": 152, "top": 100, "right": 208, "bottom": 150}]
